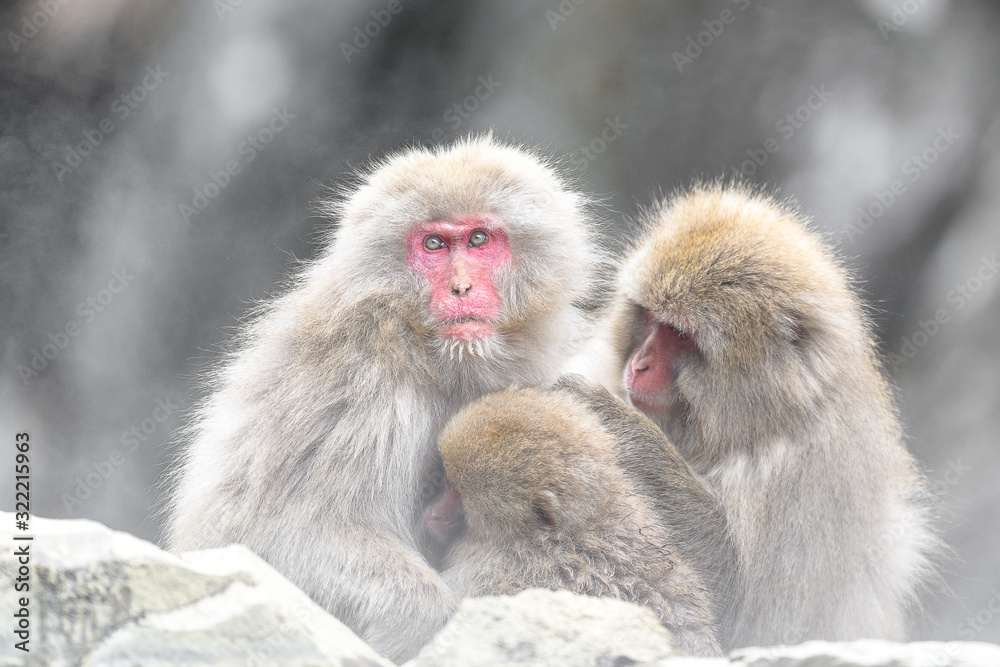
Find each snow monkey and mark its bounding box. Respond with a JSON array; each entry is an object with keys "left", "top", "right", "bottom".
[
  {"left": 166, "top": 136, "right": 599, "bottom": 661},
  {"left": 587, "top": 184, "right": 937, "bottom": 647},
  {"left": 424, "top": 383, "right": 723, "bottom": 657}
]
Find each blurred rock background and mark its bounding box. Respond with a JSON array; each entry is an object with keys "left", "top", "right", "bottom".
[{"left": 1, "top": 0, "right": 997, "bottom": 644}]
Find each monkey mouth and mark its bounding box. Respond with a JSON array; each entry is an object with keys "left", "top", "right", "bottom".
[
  {"left": 435, "top": 318, "right": 500, "bottom": 362},
  {"left": 626, "top": 384, "right": 672, "bottom": 414},
  {"left": 629, "top": 394, "right": 667, "bottom": 414},
  {"left": 438, "top": 317, "right": 497, "bottom": 342}
]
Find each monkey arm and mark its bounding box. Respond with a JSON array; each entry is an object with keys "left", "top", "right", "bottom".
[
  {"left": 255, "top": 514, "right": 458, "bottom": 661},
  {"left": 169, "top": 292, "right": 457, "bottom": 662},
  {"left": 552, "top": 374, "right": 736, "bottom": 603}
]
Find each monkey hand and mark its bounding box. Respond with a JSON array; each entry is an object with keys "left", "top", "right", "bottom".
[{"left": 552, "top": 372, "right": 625, "bottom": 408}]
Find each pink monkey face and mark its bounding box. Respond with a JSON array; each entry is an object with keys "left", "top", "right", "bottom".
[
  {"left": 406, "top": 217, "right": 512, "bottom": 342},
  {"left": 625, "top": 308, "right": 697, "bottom": 414}
]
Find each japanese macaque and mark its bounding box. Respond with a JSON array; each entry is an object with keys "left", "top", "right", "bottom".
[
  {"left": 586, "top": 184, "right": 937, "bottom": 647},
  {"left": 424, "top": 384, "right": 723, "bottom": 657},
  {"left": 165, "top": 136, "right": 599, "bottom": 662}
]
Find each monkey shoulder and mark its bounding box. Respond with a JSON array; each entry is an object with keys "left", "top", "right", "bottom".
[
  {"left": 288, "top": 289, "right": 434, "bottom": 383},
  {"left": 203, "top": 289, "right": 440, "bottom": 460}
]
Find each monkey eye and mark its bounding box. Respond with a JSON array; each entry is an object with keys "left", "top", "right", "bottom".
[
  {"left": 468, "top": 230, "right": 490, "bottom": 248},
  {"left": 676, "top": 329, "right": 691, "bottom": 340},
  {"left": 423, "top": 235, "right": 446, "bottom": 251}
]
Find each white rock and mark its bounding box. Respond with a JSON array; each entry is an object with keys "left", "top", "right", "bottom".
[
  {"left": 6, "top": 514, "right": 1000, "bottom": 667},
  {"left": 728, "top": 639, "right": 1000, "bottom": 667},
  {"left": 0, "top": 513, "right": 392, "bottom": 666},
  {"left": 411, "top": 588, "right": 689, "bottom": 666}
]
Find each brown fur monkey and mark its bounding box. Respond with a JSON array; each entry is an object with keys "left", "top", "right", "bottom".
[
  {"left": 166, "top": 136, "right": 599, "bottom": 662},
  {"left": 424, "top": 385, "right": 723, "bottom": 657},
  {"left": 586, "top": 185, "right": 937, "bottom": 647}
]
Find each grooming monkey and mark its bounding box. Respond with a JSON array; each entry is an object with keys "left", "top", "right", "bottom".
[
  {"left": 424, "top": 384, "right": 723, "bottom": 657},
  {"left": 166, "top": 136, "right": 599, "bottom": 661},
  {"left": 585, "top": 184, "right": 937, "bottom": 647}
]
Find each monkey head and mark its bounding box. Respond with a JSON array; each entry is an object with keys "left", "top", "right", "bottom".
[
  {"left": 613, "top": 185, "right": 864, "bottom": 457},
  {"left": 319, "top": 136, "right": 595, "bottom": 372},
  {"left": 424, "top": 387, "right": 620, "bottom": 546}
]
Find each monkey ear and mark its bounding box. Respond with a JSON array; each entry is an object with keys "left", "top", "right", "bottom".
[{"left": 531, "top": 490, "right": 560, "bottom": 530}]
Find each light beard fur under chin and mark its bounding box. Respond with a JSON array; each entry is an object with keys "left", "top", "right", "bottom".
[
  {"left": 433, "top": 335, "right": 500, "bottom": 363},
  {"left": 431, "top": 332, "right": 521, "bottom": 398},
  {"left": 431, "top": 306, "right": 589, "bottom": 397}
]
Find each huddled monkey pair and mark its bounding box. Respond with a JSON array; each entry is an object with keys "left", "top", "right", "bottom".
[{"left": 167, "top": 136, "right": 936, "bottom": 661}]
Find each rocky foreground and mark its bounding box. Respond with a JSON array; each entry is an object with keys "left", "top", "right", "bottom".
[{"left": 1, "top": 514, "right": 996, "bottom": 666}]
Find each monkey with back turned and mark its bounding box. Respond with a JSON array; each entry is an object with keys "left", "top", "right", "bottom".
[{"left": 424, "top": 383, "right": 724, "bottom": 657}]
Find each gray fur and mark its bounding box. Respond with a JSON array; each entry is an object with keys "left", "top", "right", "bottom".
[
  {"left": 585, "top": 184, "right": 939, "bottom": 648},
  {"left": 436, "top": 385, "right": 722, "bottom": 657},
  {"left": 165, "top": 136, "right": 598, "bottom": 662}
]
